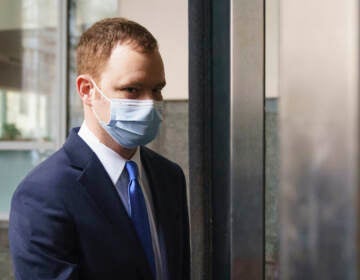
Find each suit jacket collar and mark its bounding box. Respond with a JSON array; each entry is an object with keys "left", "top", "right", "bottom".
[
  {"left": 63, "top": 128, "right": 93, "bottom": 170},
  {"left": 63, "top": 128, "right": 153, "bottom": 277},
  {"left": 63, "top": 128, "right": 180, "bottom": 279},
  {"left": 140, "top": 147, "right": 181, "bottom": 280}
]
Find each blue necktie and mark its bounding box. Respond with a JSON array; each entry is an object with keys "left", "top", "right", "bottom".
[{"left": 126, "top": 161, "right": 156, "bottom": 277}]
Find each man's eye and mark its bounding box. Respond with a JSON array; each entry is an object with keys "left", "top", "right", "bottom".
[
  {"left": 153, "top": 87, "right": 163, "bottom": 94},
  {"left": 123, "top": 88, "right": 138, "bottom": 93}
]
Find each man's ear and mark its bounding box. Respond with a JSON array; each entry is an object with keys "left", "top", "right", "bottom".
[{"left": 76, "top": 75, "right": 94, "bottom": 107}]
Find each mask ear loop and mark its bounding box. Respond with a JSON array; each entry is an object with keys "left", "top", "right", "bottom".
[
  {"left": 89, "top": 78, "right": 111, "bottom": 102},
  {"left": 89, "top": 79, "right": 111, "bottom": 125}
]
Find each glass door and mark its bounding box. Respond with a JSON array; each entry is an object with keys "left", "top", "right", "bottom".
[{"left": 0, "top": 0, "right": 66, "bottom": 219}]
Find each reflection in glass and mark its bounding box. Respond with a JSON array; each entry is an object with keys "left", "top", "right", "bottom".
[
  {"left": 0, "top": 0, "right": 60, "bottom": 220},
  {"left": 0, "top": 0, "right": 58, "bottom": 142},
  {"left": 0, "top": 150, "right": 53, "bottom": 218}
]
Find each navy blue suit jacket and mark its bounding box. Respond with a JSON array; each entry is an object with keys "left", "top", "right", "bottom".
[{"left": 9, "top": 128, "right": 189, "bottom": 280}]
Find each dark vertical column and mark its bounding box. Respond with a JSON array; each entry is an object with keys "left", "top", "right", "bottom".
[
  {"left": 212, "top": 0, "right": 231, "bottom": 276},
  {"left": 189, "top": 0, "right": 214, "bottom": 279},
  {"left": 189, "top": 0, "right": 231, "bottom": 279}
]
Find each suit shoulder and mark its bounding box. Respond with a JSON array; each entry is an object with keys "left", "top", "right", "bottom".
[
  {"left": 13, "top": 147, "right": 77, "bottom": 200},
  {"left": 141, "top": 146, "right": 184, "bottom": 174}
]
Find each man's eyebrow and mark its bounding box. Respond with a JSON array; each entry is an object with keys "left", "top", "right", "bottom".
[
  {"left": 115, "top": 81, "right": 166, "bottom": 88},
  {"left": 115, "top": 82, "right": 142, "bottom": 88}
]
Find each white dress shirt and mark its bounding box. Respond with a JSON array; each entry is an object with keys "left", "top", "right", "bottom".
[{"left": 78, "top": 122, "right": 166, "bottom": 280}]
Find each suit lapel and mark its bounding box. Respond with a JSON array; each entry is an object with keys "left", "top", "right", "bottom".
[
  {"left": 78, "top": 153, "right": 133, "bottom": 235},
  {"left": 140, "top": 147, "right": 181, "bottom": 279},
  {"left": 63, "top": 128, "right": 153, "bottom": 277}
]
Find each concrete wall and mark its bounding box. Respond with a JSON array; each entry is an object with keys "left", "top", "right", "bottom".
[{"left": 148, "top": 101, "right": 189, "bottom": 181}]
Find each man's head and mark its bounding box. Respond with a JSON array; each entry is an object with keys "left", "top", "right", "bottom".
[
  {"left": 75, "top": 18, "right": 166, "bottom": 157},
  {"left": 76, "top": 17, "right": 159, "bottom": 81}
]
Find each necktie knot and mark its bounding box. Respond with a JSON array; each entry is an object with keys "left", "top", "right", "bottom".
[{"left": 126, "top": 160, "right": 139, "bottom": 180}]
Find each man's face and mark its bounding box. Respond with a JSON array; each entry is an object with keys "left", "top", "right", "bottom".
[{"left": 91, "top": 43, "right": 166, "bottom": 123}]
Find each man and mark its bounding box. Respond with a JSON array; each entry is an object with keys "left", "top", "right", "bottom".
[{"left": 9, "top": 18, "right": 189, "bottom": 280}]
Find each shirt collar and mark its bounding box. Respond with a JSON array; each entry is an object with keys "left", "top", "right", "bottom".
[{"left": 78, "top": 122, "right": 141, "bottom": 185}]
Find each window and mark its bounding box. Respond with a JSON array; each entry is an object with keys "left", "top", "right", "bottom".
[{"left": 0, "top": 0, "right": 66, "bottom": 218}]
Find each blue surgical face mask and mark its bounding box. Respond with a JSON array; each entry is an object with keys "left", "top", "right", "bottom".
[{"left": 91, "top": 80, "right": 163, "bottom": 148}]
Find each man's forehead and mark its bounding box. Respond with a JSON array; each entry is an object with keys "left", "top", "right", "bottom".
[
  {"left": 97, "top": 42, "right": 165, "bottom": 87},
  {"left": 112, "top": 73, "right": 166, "bottom": 87},
  {"left": 114, "top": 40, "right": 157, "bottom": 53},
  {"left": 109, "top": 42, "right": 161, "bottom": 60}
]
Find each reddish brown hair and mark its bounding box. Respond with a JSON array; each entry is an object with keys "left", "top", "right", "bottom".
[{"left": 76, "top": 17, "right": 158, "bottom": 79}]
